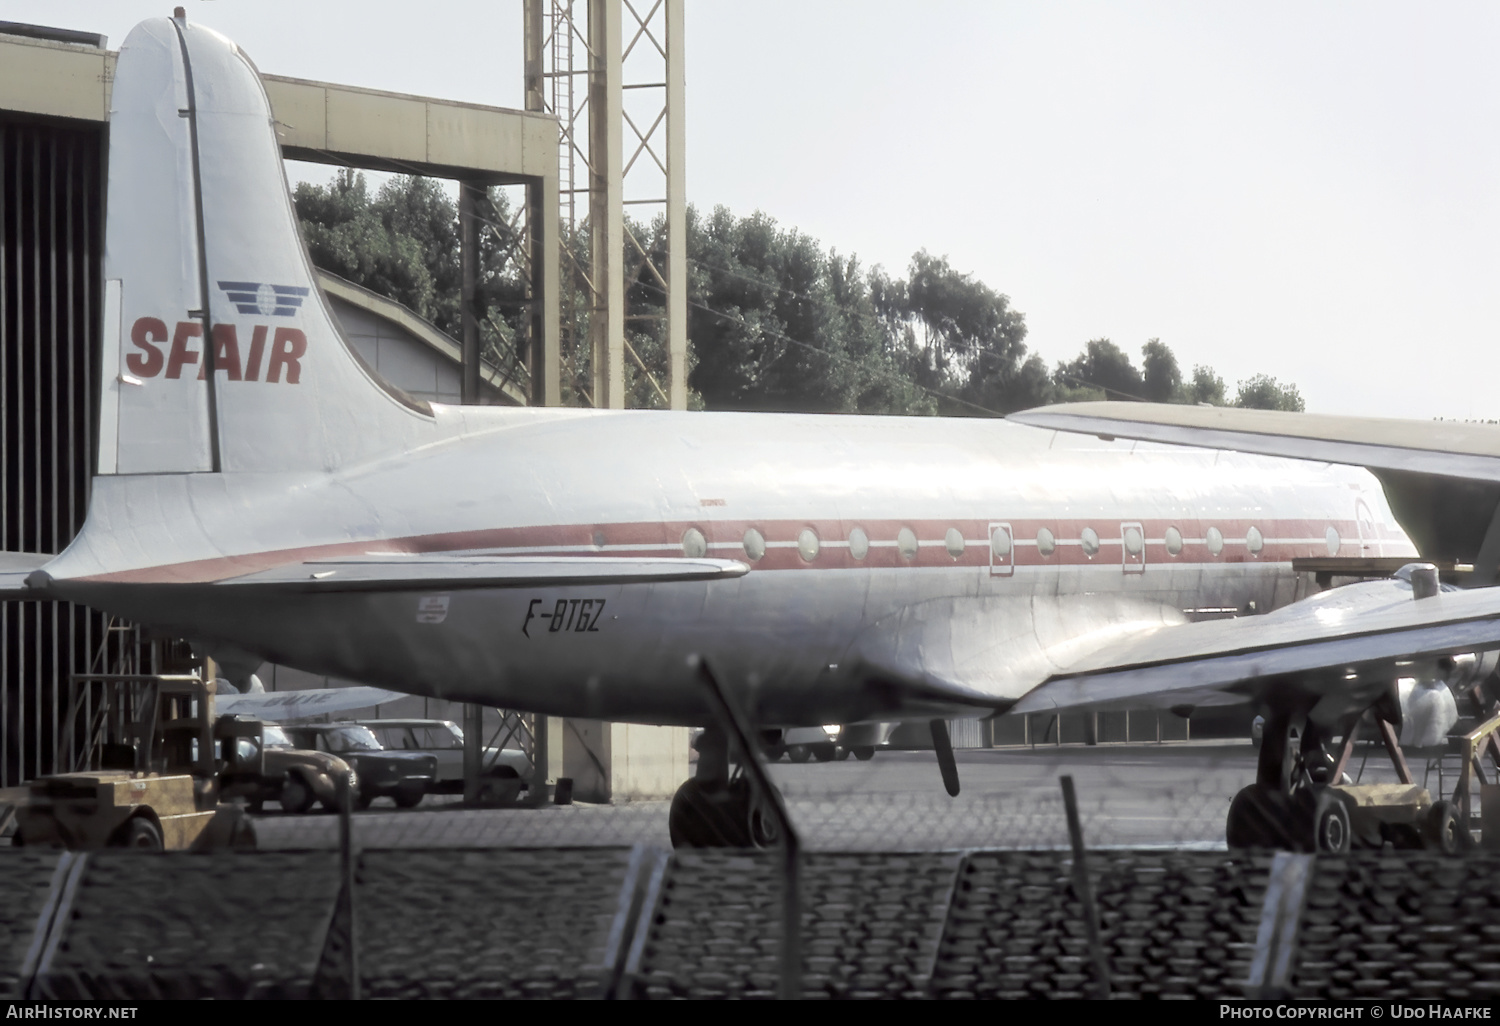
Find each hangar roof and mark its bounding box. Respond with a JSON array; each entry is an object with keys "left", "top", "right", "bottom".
[{"left": 0, "top": 27, "right": 558, "bottom": 183}]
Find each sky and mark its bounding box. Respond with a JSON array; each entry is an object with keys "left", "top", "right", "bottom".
[{"left": 9, "top": 1, "right": 1500, "bottom": 419}]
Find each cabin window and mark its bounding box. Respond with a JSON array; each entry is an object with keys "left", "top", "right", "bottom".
[
  {"left": 1037, "top": 527, "right": 1056, "bottom": 557},
  {"left": 848, "top": 526, "right": 869, "bottom": 560},
  {"left": 1123, "top": 525, "right": 1144, "bottom": 555},
  {"left": 742, "top": 528, "right": 765, "bottom": 562},
  {"left": 798, "top": 528, "right": 821, "bottom": 562},
  {"left": 897, "top": 527, "right": 918, "bottom": 561},
  {"left": 1246, "top": 525, "right": 1264, "bottom": 555},
  {"left": 1325, "top": 526, "right": 1341, "bottom": 557},
  {"left": 1206, "top": 526, "right": 1224, "bottom": 556},
  {"left": 990, "top": 526, "right": 1012, "bottom": 559},
  {"left": 682, "top": 527, "right": 707, "bottom": 559},
  {"left": 1164, "top": 526, "right": 1183, "bottom": 556},
  {"left": 1080, "top": 527, "right": 1100, "bottom": 557},
  {"left": 945, "top": 528, "right": 965, "bottom": 560}
]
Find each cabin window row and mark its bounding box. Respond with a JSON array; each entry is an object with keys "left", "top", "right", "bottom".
[{"left": 676, "top": 523, "right": 1342, "bottom": 562}]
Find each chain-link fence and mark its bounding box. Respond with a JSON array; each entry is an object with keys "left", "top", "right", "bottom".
[{"left": 3, "top": 662, "right": 1497, "bottom": 1001}]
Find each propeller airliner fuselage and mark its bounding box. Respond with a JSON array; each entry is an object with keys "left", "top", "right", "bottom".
[{"left": 11, "top": 15, "right": 1500, "bottom": 849}]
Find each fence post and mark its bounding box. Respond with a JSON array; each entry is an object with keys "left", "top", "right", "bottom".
[
  {"left": 688, "top": 655, "right": 801, "bottom": 1000},
  {"left": 1060, "top": 775, "right": 1110, "bottom": 999},
  {"left": 339, "top": 769, "right": 360, "bottom": 1000}
]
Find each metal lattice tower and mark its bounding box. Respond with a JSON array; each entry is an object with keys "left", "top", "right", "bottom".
[{"left": 525, "top": 0, "right": 686, "bottom": 411}]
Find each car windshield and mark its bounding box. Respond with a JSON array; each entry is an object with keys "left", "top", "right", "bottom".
[
  {"left": 263, "top": 725, "right": 292, "bottom": 748},
  {"left": 321, "top": 726, "right": 383, "bottom": 752}
]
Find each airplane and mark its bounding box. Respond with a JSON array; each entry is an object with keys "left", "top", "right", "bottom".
[{"left": 6, "top": 13, "right": 1500, "bottom": 851}]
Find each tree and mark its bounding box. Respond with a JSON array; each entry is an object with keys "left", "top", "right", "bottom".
[
  {"left": 296, "top": 178, "right": 1310, "bottom": 419},
  {"left": 684, "top": 207, "right": 939, "bottom": 415},
  {"left": 1141, "top": 338, "right": 1180, "bottom": 403},
  {"left": 295, "top": 171, "right": 533, "bottom": 397},
  {"left": 1179, "top": 364, "right": 1227, "bottom": 406},
  {"left": 1234, "top": 374, "right": 1304, "bottom": 412},
  {"left": 1054, "top": 339, "right": 1144, "bottom": 401},
  {"left": 295, "top": 170, "right": 435, "bottom": 322}
]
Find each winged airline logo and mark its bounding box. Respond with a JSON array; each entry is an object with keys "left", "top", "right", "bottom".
[{"left": 218, "top": 280, "right": 311, "bottom": 317}]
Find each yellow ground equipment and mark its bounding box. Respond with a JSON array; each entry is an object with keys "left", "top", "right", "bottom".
[{"left": 12, "top": 674, "right": 255, "bottom": 852}]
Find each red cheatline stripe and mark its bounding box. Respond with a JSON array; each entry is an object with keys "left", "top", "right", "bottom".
[{"left": 78, "top": 515, "right": 1414, "bottom": 585}]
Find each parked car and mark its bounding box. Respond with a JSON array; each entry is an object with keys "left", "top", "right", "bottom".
[
  {"left": 219, "top": 717, "right": 354, "bottom": 814},
  {"left": 283, "top": 724, "right": 437, "bottom": 809},
  {"left": 352, "top": 719, "right": 531, "bottom": 795}
]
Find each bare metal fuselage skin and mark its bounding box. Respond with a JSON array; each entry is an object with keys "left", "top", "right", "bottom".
[
  {"left": 33, "top": 17, "right": 1417, "bottom": 732},
  {"left": 46, "top": 406, "right": 1412, "bottom": 727}
]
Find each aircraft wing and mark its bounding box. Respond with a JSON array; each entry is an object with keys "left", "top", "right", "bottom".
[
  {"left": 1008, "top": 401, "right": 1500, "bottom": 481},
  {"left": 0, "top": 553, "right": 54, "bottom": 599},
  {"left": 216, "top": 686, "right": 406, "bottom": 721},
  {"left": 847, "top": 594, "right": 1195, "bottom": 717},
  {"left": 845, "top": 578, "right": 1500, "bottom": 721},
  {"left": 1010, "top": 580, "right": 1500, "bottom": 718},
  {"left": 1007, "top": 401, "right": 1500, "bottom": 566},
  {"left": 214, "top": 555, "right": 749, "bottom": 592}
]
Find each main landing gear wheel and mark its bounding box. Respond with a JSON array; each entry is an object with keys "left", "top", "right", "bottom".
[
  {"left": 787, "top": 745, "right": 812, "bottom": 763},
  {"left": 1226, "top": 785, "right": 1299, "bottom": 851},
  {"left": 1227, "top": 785, "right": 1352, "bottom": 853},
  {"left": 669, "top": 778, "right": 754, "bottom": 848},
  {"left": 853, "top": 746, "right": 875, "bottom": 761},
  {"left": 1301, "top": 788, "right": 1351, "bottom": 854}
]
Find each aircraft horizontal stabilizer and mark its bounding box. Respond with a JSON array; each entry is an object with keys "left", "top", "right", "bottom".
[
  {"left": 0, "top": 553, "right": 54, "bottom": 599},
  {"left": 1011, "top": 578, "right": 1500, "bottom": 716},
  {"left": 217, "top": 555, "right": 750, "bottom": 591},
  {"left": 217, "top": 685, "right": 406, "bottom": 722}
]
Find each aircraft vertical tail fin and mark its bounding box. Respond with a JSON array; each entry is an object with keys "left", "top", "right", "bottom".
[{"left": 100, "top": 16, "right": 432, "bottom": 478}]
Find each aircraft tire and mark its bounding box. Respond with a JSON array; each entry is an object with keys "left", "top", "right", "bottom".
[
  {"left": 1307, "top": 790, "right": 1351, "bottom": 854},
  {"left": 812, "top": 744, "right": 836, "bottom": 763},
  {"left": 1422, "top": 800, "right": 1464, "bottom": 855},
  {"left": 787, "top": 745, "right": 812, "bottom": 763},
  {"left": 853, "top": 746, "right": 876, "bottom": 761},
  {"left": 1226, "top": 784, "right": 1300, "bottom": 851},
  {"left": 668, "top": 778, "right": 752, "bottom": 848},
  {"left": 834, "top": 746, "right": 851, "bottom": 761},
  {"left": 748, "top": 792, "right": 782, "bottom": 847}
]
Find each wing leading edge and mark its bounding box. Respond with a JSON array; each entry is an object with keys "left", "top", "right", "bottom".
[
  {"left": 842, "top": 577, "right": 1500, "bottom": 724},
  {"left": 1011, "top": 578, "right": 1500, "bottom": 718},
  {"left": 1008, "top": 401, "right": 1500, "bottom": 482}
]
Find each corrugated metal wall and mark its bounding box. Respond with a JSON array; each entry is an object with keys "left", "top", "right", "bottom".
[{"left": 0, "top": 116, "right": 145, "bottom": 787}]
